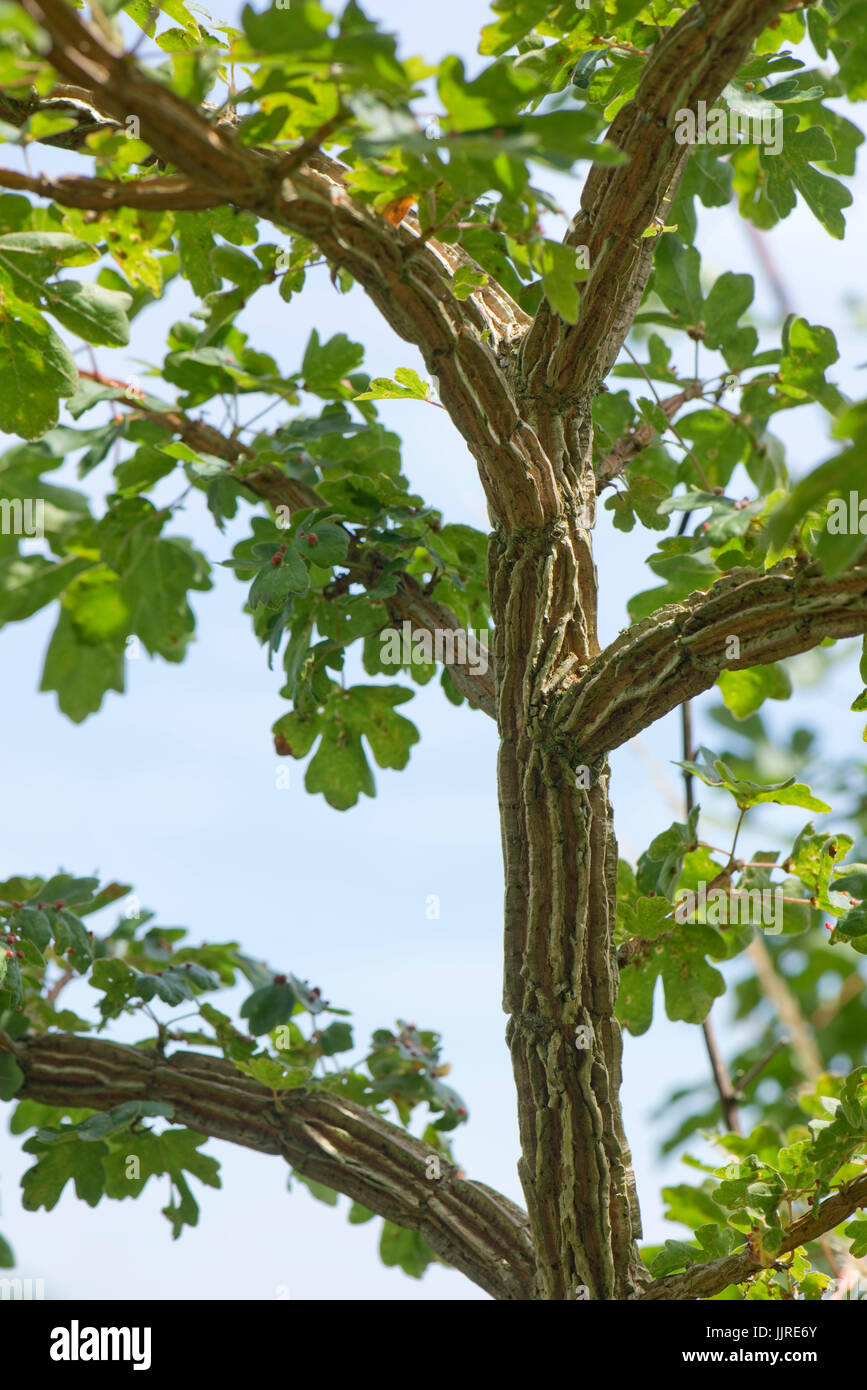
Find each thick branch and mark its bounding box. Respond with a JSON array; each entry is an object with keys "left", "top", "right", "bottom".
[
  {"left": 640, "top": 1169, "right": 867, "bottom": 1300},
  {"left": 0, "top": 166, "right": 222, "bottom": 211},
  {"left": 549, "top": 560, "right": 867, "bottom": 762},
  {"left": 0, "top": 1027, "right": 533, "bottom": 1300},
  {"left": 18, "top": 0, "right": 554, "bottom": 529},
  {"left": 521, "top": 0, "right": 787, "bottom": 400},
  {"left": 85, "top": 374, "right": 497, "bottom": 717}
]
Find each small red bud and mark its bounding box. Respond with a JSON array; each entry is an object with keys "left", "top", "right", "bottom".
[
  {"left": 273, "top": 974, "right": 287, "bottom": 985},
  {"left": 271, "top": 553, "right": 283, "bottom": 566},
  {"left": 15, "top": 951, "right": 23, "bottom": 960},
  {"left": 713, "top": 486, "right": 724, "bottom": 495},
  {"left": 306, "top": 534, "right": 317, "bottom": 546},
  {"left": 5, "top": 950, "right": 12, "bottom": 958},
  {"left": 10, "top": 901, "right": 21, "bottom": 909},
  {"left": 54, "top": 899, "right": 66, "bottom": 909}
]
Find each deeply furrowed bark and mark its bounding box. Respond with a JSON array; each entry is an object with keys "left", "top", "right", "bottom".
[{"left": 489, "top": 414, "right": 646, "bottom": 1299}]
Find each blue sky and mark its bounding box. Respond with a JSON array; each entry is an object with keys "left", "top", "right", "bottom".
[{"left": 1, "top": 0, "right": 866, "bottom": 1301}]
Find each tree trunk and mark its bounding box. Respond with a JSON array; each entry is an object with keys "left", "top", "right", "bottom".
[{"left": 490, "top": 421, "right": 647, "bottom": 1299}]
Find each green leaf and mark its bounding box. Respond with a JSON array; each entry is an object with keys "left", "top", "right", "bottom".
[
  {"left": 21, "top": 1135, "right": 108, "bottom": 1211},
  {"left": 617, "top": 923, "right": 727, "bottom": 1035},
  {"left": 342, "top": 685, "right": 420, "bottom": 770},
  {"left": 676, "top": 748, "right": 830, "bottom": 813},
  {"left": 117, "top": 535, "right": 212, "bottom": 661},
  {"left": 717, "top": 664, "right": 792, "bottom": 719},
  {"left": 0, "top": 294, "right": 78, "bottom": 439},
  {"left": 379, "top": 1221, "right": 434, "bottom": 1278},
  {"left": 0, "top": 1054, "right": 24, "bottom": 1101},
  {"left": 302, "top": 330, "right": 364, "bottom": 395},
  {"left": 348, "top": 1201, "right": 375, "bottom": 1224},
  {"left": 240, "top": 981, "right": 297, "bottom": 1035},
  {"left": 34, "top": 1101, "right": 175, "bottom": 1143},
  {"left": 356, "top": 368, "right": 432, "bottom": 402},
  {"left": 844, "top": 1218, "right": 867, "bottom": 1259},
  {"left": 652, "top": 237, "right": 703, "bottom": 330},
  {"left": 301, "top": 522, "right": 349, "bottom": 568},
  {"left": 101, "top": 1126, "right": 220, "bottom": 1239},
  {"left": 305, "top": 718, "right": 375, "bottom": 810},
  {"left": 452, "top": 265, "right": 488, "bottom": 300},
  {"left": 534, "top": 238, "right": 586, "bottom": 323},
  {"left": 702, "top": 272, "right": 755, "bottom": 349},
  {"left": 763, "top": 116, "right": 853, "bottom": 239},
  {"left": 635, "top": 806, "right": 700, "bottom": 900},
  {"left": 249, "top": 546, "right": 308, "bottom": 607},
  {"left": 293, "top": 1173, "right": 339, "bottom": 1205},
  {"left": 40, "top": 608, "right": 125, "bottom": 722},
  {"left": 789, "top": 823, "right": 854, "bottom": 913},
  {"left": 317, "top": 1020, "right": 354, "bottom": 1056},
  {"left": 241, "top": 1, "right": 332, "bottom": 53},
  {"left": 0, "top": 554, "right": 90, "bottom": 628},
  {"left": 45, "top": 280, "right": 132, "bottom": 347},
  {"left": 90, "top": 957, "right": 219, "bottom": 1016}
]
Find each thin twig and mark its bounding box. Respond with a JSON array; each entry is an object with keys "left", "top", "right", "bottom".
[
  {"left": 622, "top": 343, "right": 712, "bottom": 490},
  {"left": 681, "top": 699, "right": 741, "bottom": 1132},
  {"left": 732, "top": 1038, "right": 786, "bottom": 1096}
]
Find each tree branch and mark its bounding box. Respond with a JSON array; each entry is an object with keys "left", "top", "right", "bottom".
[
  {"left": 83, "top": 373, "right": 497, "bottom": 717},
  {"left": 0, "top": 1027, "right": 534, "bottom": 1301},
  {"left": 595, "top": 383, "right": 704, "bottom": 488},
  {"left": 548, "top": 560, "right": 867, "bottom": 762},
  {"left": 17, "top": 0, "right": 554, "bottom": 529},
  {"left": 0, "top": 166, "right": 222, "bottom": 211},
  {"left": 520, "top": 0, "right": 788, "bottom": 402},
  {"left": 683, "top": 701, "right": 742, "bottom": 1135},
  {"left": 640, "top": 1169, "right": 867, "bottom": 1300}
]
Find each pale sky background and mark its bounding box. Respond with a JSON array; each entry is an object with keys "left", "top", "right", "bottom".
[{"left": 1, "top": 0, "right": 866, "bottom": 1300}]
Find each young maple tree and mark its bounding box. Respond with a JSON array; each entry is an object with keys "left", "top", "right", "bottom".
[{"left": 1, "top": 0, "right": 867, "bottom": 1302}]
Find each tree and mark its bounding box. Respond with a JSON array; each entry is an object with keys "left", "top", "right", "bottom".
[{"left": 0, "top": 0, "right": 866, "bottom": 1302}]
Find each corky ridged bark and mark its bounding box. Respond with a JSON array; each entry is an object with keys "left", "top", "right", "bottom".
[
  {"left": 489, "top": 416, "right": 646, "bottom": 1299},
  {"left": 550, "top": 561, "right": 867, "bottom": 764},
  {"left": 0, "top": 1028, "right": 534, "bottom": 1301}
]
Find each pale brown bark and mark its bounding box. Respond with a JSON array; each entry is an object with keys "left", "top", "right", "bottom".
[{"left": 0, "top": 1028, "right": 534, "bottom": 1300}]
